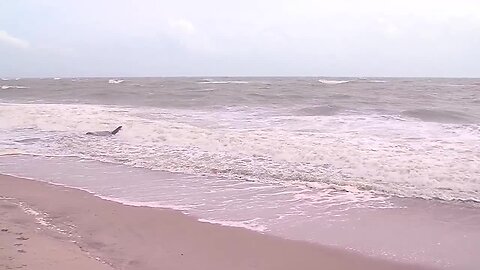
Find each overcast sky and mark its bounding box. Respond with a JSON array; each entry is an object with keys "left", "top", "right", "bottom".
[{"left": 1, "top": 0, "right": 479, "bottom": 77}]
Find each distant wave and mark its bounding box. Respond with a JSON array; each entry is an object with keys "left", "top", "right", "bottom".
[
  {"left": 108, "top": 79, "right": 124, "bottom": 84},
  {"left": 0, "top": 148, "right": 24, "bottom": 156},
  {"left": 1, "top": 78, "right": 8, "bottom": 81},
  {"left": 197, "top": 79, "right": 248, "bottom": 84},
  {"left": 402, "top": 109, "right": 473, "bottom": 124},
  {"left": 356, "top": 78, "right": 387, "bottom": 83},
  {"left": 1, "top": 85, "right": 29, "bottom": 90},
  {"left": 318, "top": 79, "right": 350, "bottom": 85},
  {"left": 15, "top": 138, "right": 41, "bottom": 144},
  {"left": 71, "top": 78, "right": 88, "bottom": 82},
  {"left": 318, "top": 78, "right": 388, "bottom": 85},
  {"left": 329, "top": 93, "right": 352, "bottom": 99},
  {"left": 296, "top": 105, "right": 343, "bottom": 116},
  {"left": 434, "top": 83, "right": 476, "bottom": 87},
  {"left": 53, "top": 78, "right": 61, "bottom": 80}
]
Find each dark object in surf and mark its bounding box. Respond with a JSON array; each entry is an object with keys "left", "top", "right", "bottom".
[{"left": 86, "top": 126, "right": 122, "bottom": 136}]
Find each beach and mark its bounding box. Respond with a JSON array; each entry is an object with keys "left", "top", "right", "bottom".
[{"left": 0, "top": 174, "right": 433, "bottom": 270}]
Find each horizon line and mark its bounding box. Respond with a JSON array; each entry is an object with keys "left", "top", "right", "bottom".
[{"left": 2, "top": 75, "right": 479, "bottom": 79}]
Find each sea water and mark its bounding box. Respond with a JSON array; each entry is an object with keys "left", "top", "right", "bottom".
[{"left": 1, "top": 77, "right": 479, "bottom": 269}]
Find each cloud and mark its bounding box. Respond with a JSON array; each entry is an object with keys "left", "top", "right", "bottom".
[
  {"left": 168, "top": 19, "right": 195, "bottom": 35},
  {"left": 1, "top": 0, "right": 479, "bottom": 77},
  {"left": 0, "top": 31, "right": 29, "bottom": 49},
  {"left": 165, "top": 19, "right": 215, "bottom": 53}
]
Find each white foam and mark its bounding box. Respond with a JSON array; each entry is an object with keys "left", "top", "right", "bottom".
[
  {"left": 17, "top": 202, "right": 49, "bottom": 227},
  {"left": 1, "top": 85, "right": 29, "bottom": 90},
  {"left": 198, "top": 218, "right": 267, "bottom": 232},
  {"left": 108, "top": 79, "right": 124, "bottom": 84},
  {"left": 318, "top": 79, "right": 350, "bottom": 85},
  {"left": 197, "top": 80, "right": 249, "bottom": 84},
  {"left": 99, "top": 197, "right": 196, "bottom": 212},
  {"left": 0, "top": 149, "right": 23, "bottom": 156},
  {"left": 0, "top": 102, "right": 479, "bottom": 203}
]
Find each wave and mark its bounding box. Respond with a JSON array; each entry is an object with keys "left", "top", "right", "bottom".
[
  {"left": 71, "top": 78, "right": 89, "bottom": 82},
  {"left": 295, "top": 105, "right": 343, "bottom": 116},
  {"left": 329, "top": 93, "right": 352, "bottom": 99},
  {"left": 356, "top": 78, "right": 387, "bottom": 83},
  {"left": 0, "top": 149, "right": 23, "bottom": 156},
  {"left": 197, "top": 79, "right": 249, "bottom": 84},
  {"left": 15, "top": 138, "right": 42, "bottom": 144},
  {"left": 1, "top": 102, "right": 479, "bottom": 204},
  {"left": 0, "top": 99, "right": 480, "bottom": 205},
  {"left": 402, "top": 109, "right": 473, "bottom": 124},
  {"left": 318, "top": 78, "right": 388, "bottom": 85},
  {"left": 108, "top": 79, "right": 124, "bottom": 84},
  {"left": 198, "top": 218, "right": 267, "bottom": 232},
  {"left": 318, "top": 79, "right": 351, "bottom": 85},
  {"left": 1, "top": 85, "right": 29, "bottom": 90}
]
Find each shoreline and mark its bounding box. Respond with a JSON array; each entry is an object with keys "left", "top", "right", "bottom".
[{"left": 0, "top": 174, "right": 432, "bottom": 270}]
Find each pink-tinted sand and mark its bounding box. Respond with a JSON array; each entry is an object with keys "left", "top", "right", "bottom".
[{"left": 0, "top": 174, "right": 434, "bottom": 270}]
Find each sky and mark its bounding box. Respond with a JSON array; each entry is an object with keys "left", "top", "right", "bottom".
[{"left": 1, "top": 0, "right": 480, "bottom": 77}]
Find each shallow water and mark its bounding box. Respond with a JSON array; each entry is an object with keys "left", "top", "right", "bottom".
[{"left": 1, "top": 155, "right": 479, "bottom": 270}]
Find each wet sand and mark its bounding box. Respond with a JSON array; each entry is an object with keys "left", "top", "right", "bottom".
[{"left": 0, "top": 174, "right": 432, "bottom": 270}]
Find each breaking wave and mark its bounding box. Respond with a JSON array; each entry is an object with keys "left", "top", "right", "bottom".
[
  {"left": 0, "top": 102, "right": 479, "bottom": 203},
  {"left": 108, "top": 79, "right": 124, "bottom": 84},
  {"left": 197, "top": 79, "right": 249, "bottom": 84},
  {"left": 318, "top": 79, "right": 351, "bottom": 85},
  {"left": 295, "top": 105, "right": 344, "bottom": 116},
  {"left": 1, "top": 85, "right": 29, "bottom": 90}
]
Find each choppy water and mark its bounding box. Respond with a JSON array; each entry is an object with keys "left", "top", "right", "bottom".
[
  {"left": 1, "top": 77, "right": 479, "bottom": 202},
  {"left": 1, "top": 77, "right": 480, "bottom": 269}
]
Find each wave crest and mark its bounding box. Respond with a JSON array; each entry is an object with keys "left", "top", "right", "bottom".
[
  {"left": 1, "top": 85, "right": 29, "bottom": 90},
  {"left": 108, "top": 79, "right": 124, "bottom": 84},
  {"left": 318, "top": 79, "right": 350, "bottom": 85},
  {"left": 402, "top": 109, "right": 473, "bottom": 124},
  {"left": 296, "top": 105, "right": 343, "bottom": 116}
]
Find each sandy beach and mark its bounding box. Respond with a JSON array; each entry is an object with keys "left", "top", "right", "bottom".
[{"left": 0, "top": 174, "right": 433, "bottom": 270}]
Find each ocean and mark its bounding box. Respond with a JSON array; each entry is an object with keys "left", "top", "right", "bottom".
[{"left": 1, "top": 77, "right": 479, "bottom": 269}]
